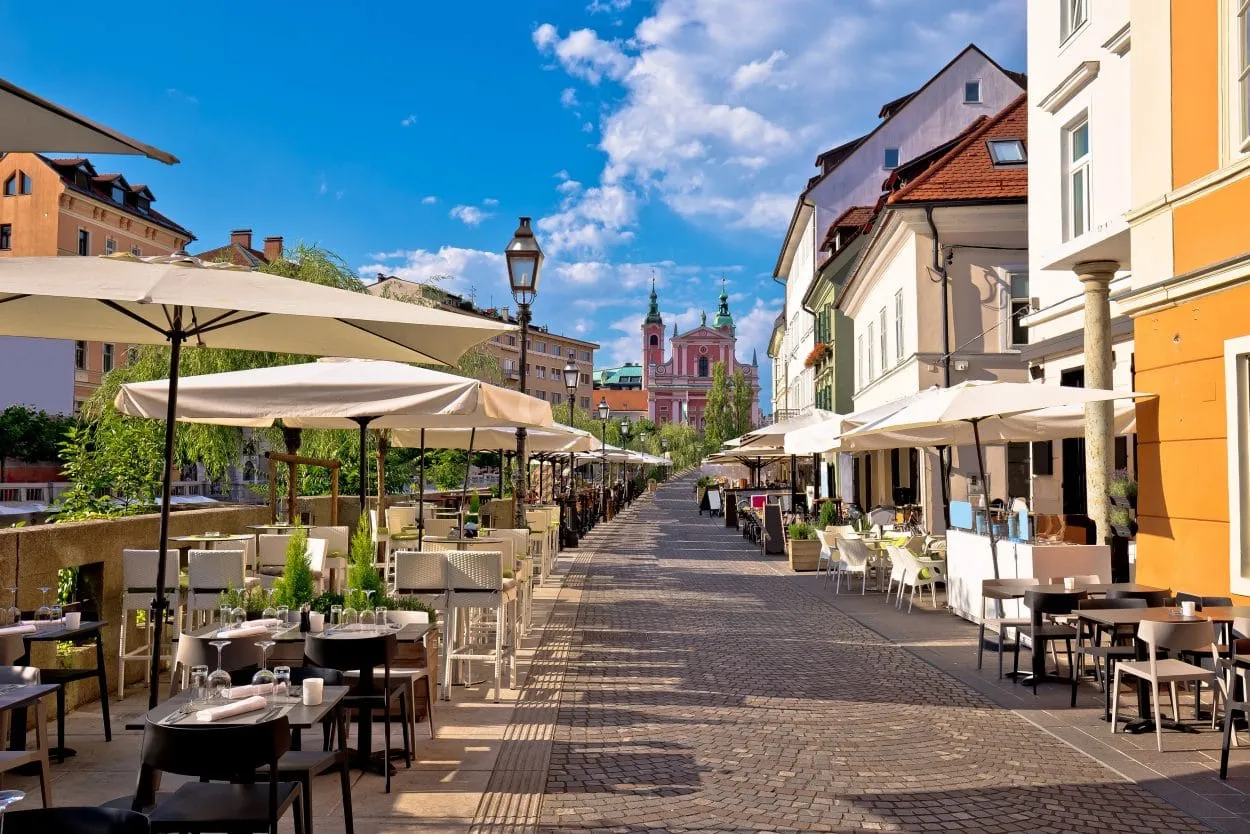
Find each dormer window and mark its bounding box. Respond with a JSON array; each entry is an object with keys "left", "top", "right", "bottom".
[
  {"left": 111, "top": 184, "right": 126, "bottom": 204},
  {"left": 134, "top": 196, "right": 150, "bottom": 214},
  {"left": 883, "top": 147, "right": 900, "bottom": 169},
  {"left": 987, "top": 139, "right": 1027, "bottom": 165},
  {"left": 74, "top": 170, "right": 89, "bottom": 189}
]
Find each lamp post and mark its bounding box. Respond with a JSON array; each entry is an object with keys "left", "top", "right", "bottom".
[
  {"left": 598, "top": 398, "right": 610, "bottom": 521},
  {"left": 661, "top": 436, "right": 669, "bottom": 481},
  {"left": 506, "top": 217, "right": 544, "bottom": 529},
  {"left": 562, "top": 350, "right": 579, "bottom": 541},
  {"left": 619, "top": 417, "right": 632, "bottom": 503}
]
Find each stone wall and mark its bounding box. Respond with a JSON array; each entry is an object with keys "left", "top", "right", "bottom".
[{"left": 0, "top": 495, "right": 361, "bottom": 705}]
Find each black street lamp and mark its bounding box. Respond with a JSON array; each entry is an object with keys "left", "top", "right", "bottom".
[
  {"left": 562, "top": 350, "right": 579, "bottom": 538},
  {"left": 506, "top": 217, "right": 544, "bottom": 528},
  {"left": 598, "top": 397, "right": 610, "bottom": 521},
  {"left": 619, "top": 417, "right": 632, "bottom": 502}
]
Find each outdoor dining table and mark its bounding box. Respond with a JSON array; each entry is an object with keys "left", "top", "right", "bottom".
[
  {"left": 0, "top": 682, "right": 58, "bottom": 804},
  {"left": 8, "top": 619, "right": 111, "bottom": 763},
  {"left": 169, "top": 533, "right": 253, "bottom": 547},
  {"left": 246, "top": 523, "right": 300, "bottom": 533},
  {"left": 1074, "top": 606, "right": 1247, "bottom": 731}
]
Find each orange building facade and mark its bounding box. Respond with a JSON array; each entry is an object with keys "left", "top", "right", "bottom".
[
  {"left": 1121, "top": 3, "right": 1250, "bottom": 600},
  {"left": 0, "top": 153, "right": 194, "bottom": 411}
]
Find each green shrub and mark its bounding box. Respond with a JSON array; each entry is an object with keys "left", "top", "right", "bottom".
[
  {"left": 309, "top": 591, "right": 344, "bottom": 615},
  {"left": 817, "top": 500, "right": 842, "bottom": 529},
  {"left": 272, "top": 528, "right": 316, "bottom": 608},
  {"left": 346, "top": 514, "right": 385, "bottom": 610},
  {"left": 219, "top": 584, "right": 273, "bottom": 616},
  {"left": 788, "top": 522, "right": 816, "bottom": 541}
]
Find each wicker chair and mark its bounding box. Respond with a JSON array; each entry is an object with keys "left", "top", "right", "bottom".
[
  {"left": 185, "top": 549, "right": 246, "bottom": 632},
  {"left": 119, "top": 549, "right": 181, "bottom": 700},
  {"left": 446, "top": 550, "right": 514, "bottom": 702}
]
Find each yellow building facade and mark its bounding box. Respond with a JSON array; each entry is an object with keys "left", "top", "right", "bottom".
[{"left": 1122, "top": 2, "right": 1250, "bottom": 599}]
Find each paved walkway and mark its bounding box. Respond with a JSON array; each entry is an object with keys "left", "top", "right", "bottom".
[{"left": 515, "top": 476, "right": 1211, "bottom": 833}]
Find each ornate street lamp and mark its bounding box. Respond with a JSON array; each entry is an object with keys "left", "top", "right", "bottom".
[
  {"left": 562, "top": 350, "right": 579, "bottom": 539},
  {"left": 506, "top": 217, "right": 544, "bottom": 528},
  {"left": 619, "top": 417, "right": 633, "bottom": 502},
  {"left": 598, "top": 397, "right": 610, "bottom": 521}
]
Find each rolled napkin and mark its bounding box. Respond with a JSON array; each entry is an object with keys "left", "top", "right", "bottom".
[
  {"left": 216, "top": 619, "right": 282, "bottom": 638},
  {"left": 0, "top": 624, "right": 36, "bottom": 637},
  {"left": 196, "top": 694, "right": 267, "bottom": 722},
  {"left": 224, "top": 683, "right": 274, "bottom": 700}
]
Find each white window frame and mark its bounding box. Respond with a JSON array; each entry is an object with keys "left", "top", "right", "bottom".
[
  {"left": 878, "top": 307, "right": 887, "bottom": 375},
  {"left": 866, "top": 321, "right": 875, "bottom": 382},
  {"left": 857, "top": 334, "right": 865, "bottom": 388},
  {"left": 894, "top": 290, "right": 904, "bottom": 362},
  {"left": 1221, "top": 0, "right": 1250, "bottom": 160},
  {"left": 1063, "top": 114, "right": 1091, "bottom": 241},
  {"left": 1060, "top": 0, "right": 1088, "bottom": 44},
  {"left": 964, "top": 79, "right": 982, "bottom": 104},
  {"left": 104, "top": 237, "right": 116, "bottom": 255},
  {"left": 1225, "top": 334, "right": 1250, "bottom": 595}
]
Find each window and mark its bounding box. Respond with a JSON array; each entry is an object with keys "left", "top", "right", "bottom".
[
  {"left": 649, "top": 334, "right": 659, "bottom": 346},
  {"left": 111, "top": 185, "right": 126, "bottom": 204},
  {"left": 1064, "top": 117, "right": 1091, "bottom": 240},
  {"left": 894, "top": 290, "right": 904, "bottom": 362},
  {"left": 507, "top": 335, "right": 517, "bottom": 346},
  {"left": 857, "top": 334, "right": 865, "bottom": 388},
  {"left": 1231, "top": 0, "right": 1250, "bottom": 151},
  {"left": 867, "top": 322, "right": 875, "bottom": 382},
  {"left": 580, "top": 372, "right": 590, "bottom": 384},
  {"left": 1006, "top": 442, "right": 1031, "bottom": 499},
  {"left": 74, "top": 341, "right": 86, "bottom": 370},
  {"left": 536, "top": 390, "right": 547, "bottom": 401},
  {"left": 19, "top": 173, "right": 30, "bottom": 195},
  {"left": 536, "top": 366, "right": 545, "bottom": 379},
  {"left": 580, "top": 351, "right": 591, "bottom": 361},
  {"left": 1060, "top": 0, "right": 1088, "bottom": 42},
  {"left": 130, "top": 246, "right": 141, "bottom": 256},
  {"left": 697, "top": 357, "right": 709, "bottom": 377},
  {"left": 0, "top": 224, "right": 10, "bottom": 251},
  {"left": 72, "top": 400, "right": 84, "bottom": 416},
  {"left": 2, "top": 175, "right": 13, "bottom": 196},
  {"left": 580, "top": 397, "right": 590, "bottom": 408},
  {"left": 883, "top": 148, "right": 900, "bottom": 169},
  {"left": 552, "top": 393, "right": 562, "bottom": 405},
  {"left": 987, "top": 139, "right": 1027, "bottom": 165},
  {"left": 534, "top": 341, "right": 546, "bottom": 353},
  {"left": 1009, "top": 272, "right": 1030, "bottom": 346},
  {"left": 78, "top": 229, "right": 90, "bottom": 256},
  {"left": 102, "top": 343, "right": 114, "bottom": 373},
  {"left": 1224, "top": 335, "right": 1250, "bottom": 594},
  {"left": 964, "top": 80, "right": 982, "bottom": 103},
  {"left": 104, "top": 237, "right": 117, "bottom": 255},
  {"left": 878, "top": 308, "right": 887, "bottom": 375}
]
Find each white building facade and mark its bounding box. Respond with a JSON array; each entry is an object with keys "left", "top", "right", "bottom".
[{"left": 1022, "top": 0, "right": 1135, "bottom": 519}]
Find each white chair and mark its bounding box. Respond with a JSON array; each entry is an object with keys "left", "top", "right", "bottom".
[
  {"left": 385, "top": 609, "right": 437, "bottom": 742},
  {"left": 423, "top": 518, "right": 457, "bottom": 539},
  {"left": 488, "top": 528, "right": 534, "bottom": 634},
  {"left": 256, "top": 533, "right": 293, "bottom": 580},
  {"left": 1112, "top": 619, "right": 1225, "bottom": 752},
  {"left": 446, "top": 550, "right": 514, "bottom": 703},
  {"left": 119, "top": 548, "right": 181, "bottom": 700},
  {"left": 211, "top": 537, "right": 256, "bottom": 577},
  {"left": 527, "top": 510, "right": 553, "bottom": 585},
  {"left": 186, "top": 549, "right": 246, "bottom": 630},
  {"left": 818, "top": 525, "right": 854, "bottom": 587},
  {"left": 884, "top": 548, "right": 909, "bottom": 605},
  {"left": 386, "top": 507, "right": 419, "bottom": 532},
  {"left": 833, "top": 537, "right": 872, "bottom": 594},
  {"left": 310, "top": 525, "right": 350, "bottom": 591},
  {"left": 894, "top": 547, "right": 941, "bottom": 612}
]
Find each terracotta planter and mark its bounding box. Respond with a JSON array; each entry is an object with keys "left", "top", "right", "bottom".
[{"left": 787, "top": 539, "right": 822, "bottom": 572}]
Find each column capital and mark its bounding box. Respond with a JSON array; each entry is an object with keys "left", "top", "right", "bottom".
[{"left": 1074, "top": 260, "right": 1120, "bottom": 284}]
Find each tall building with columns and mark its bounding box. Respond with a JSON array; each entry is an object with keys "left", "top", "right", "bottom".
[
  {"left": 641, "top": 281, "right": 761, "bottom": 429},
  {"left": 1022, "top": 0, "right": 1134, "bottom": 541}
]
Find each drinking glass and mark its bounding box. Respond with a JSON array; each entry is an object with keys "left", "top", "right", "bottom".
[
  {"left": 272, "top": 665, "right": 291, "bottom": 698},
  {"left": 0, "top": 788, "right": 26, "bottom": 833},
  {"left": 276, "top": 605, "right": 290, "bottom": 627},
  {"left": 34, "top": 586, "right": 51, "bottom": 625},
  {"left": 5, "top": 587, "right": 19, "bottom": 625},
  {"left": 207, "top": 640, "right": 233, "bottom": 699},
  {"left": 251, "top": 640, "right": 276, "bottom": 686},
  {"left": 375, "top": 607, "right": 389, "bottom": 632},
  {"left": 359, "top": 604, "right": 376, "bottom": 629},
  {"left": 219, "top": 604, "right": 233, "bottom": 630},
  {"left": 330, "top": 605, "right": 343, "bottom": 628},
  {"left": 189, "top": 664, "right": 210, "bottom": 708},
  {"left": 50, "top": 603, "right": 62, "bottom": 625}
]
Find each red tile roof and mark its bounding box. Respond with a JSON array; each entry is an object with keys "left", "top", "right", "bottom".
[
  {"left": 42, "top": 155, "right": 194, "bottom": 241},
  {"left": 601, "top": 389, "right": 648, "bottom": 413},
  {"left": 193, "top": 242, "right": 270, "bottom": 267},
  {"left": 820, "top": 205, "right": 876, "bottom": 251},
  {"left": 888, "top": 93, "right": 1028, "bottom": 205}
]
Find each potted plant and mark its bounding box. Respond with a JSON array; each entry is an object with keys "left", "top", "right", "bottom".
[
  {"left": 1109, "top": 470, "right": 1137, "bottom": 510},
  {"left": 786, "top": 522, "right": 821, "bottom": 572},
  {"left": 273, "top": 527, "right": 316, "bottom": 608},
  {"left": 346, "top": 514, "right": 385, "bottom": 611}
]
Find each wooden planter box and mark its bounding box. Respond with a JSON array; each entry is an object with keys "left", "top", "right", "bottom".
[{"left": 787, "top": 539, "right": 822, "bottom": 572}]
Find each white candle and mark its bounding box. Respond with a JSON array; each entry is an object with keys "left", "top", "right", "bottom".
[
  {"left": 308, "top": 612, "right": 325, "bottom": 633},
  {"left": 302, "top": 677, "right": 324, "bottom": 706}
]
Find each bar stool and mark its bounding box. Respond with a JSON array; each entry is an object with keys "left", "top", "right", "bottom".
[{"left": 118, "top": 548, "right": 181, "bottom": 700}]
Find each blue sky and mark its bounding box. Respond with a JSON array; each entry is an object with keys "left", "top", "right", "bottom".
[{"left": 0, "top": 0, "right": 1025, "bottom": 408}]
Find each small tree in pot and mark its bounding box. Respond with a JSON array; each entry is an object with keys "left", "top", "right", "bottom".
[{"left": 786, "top": 522, "right": 821, "bottom": 572}]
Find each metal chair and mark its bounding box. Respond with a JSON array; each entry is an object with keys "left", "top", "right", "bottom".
[{"left": 977, "top": 578, "right": 1038, "bottom": 679}]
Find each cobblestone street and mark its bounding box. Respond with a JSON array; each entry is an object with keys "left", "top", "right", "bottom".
[{"left": 531, "top": 477, "right": 1211, "bottom": 833}]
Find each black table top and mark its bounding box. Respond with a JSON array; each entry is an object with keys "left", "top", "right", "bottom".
[
  {"left": 0, "top": 683, "right": 58, "bottom": 711},
  {"left": 125, "top": 685, "right": 348, "bottom": 731},
  {"left": 189, "top": 622, "right": 432, "bottom": 643},
  {"left": 19, "top": 620, "right": 107, "bottom": 642}
]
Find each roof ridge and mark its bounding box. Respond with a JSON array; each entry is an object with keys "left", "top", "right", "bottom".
[{"left": 889, "top": 92, "right": 1026, "bottom": 202}]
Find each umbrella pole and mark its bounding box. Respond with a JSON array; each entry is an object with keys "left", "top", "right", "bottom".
[
  {"left": 459, "top": 428, "right": 476, "bottom": 537},
  {"left": 970, "top": 419, "right": 1000, "bottom": 582},
  {"left": 149, "top": 323, "right": 183, "bottom": 710},
  {"left": 417, "top": 429, "right": 426, "bottom": 541},
  {"left": 352, "top": 417, "right": 376, "bottom": 519}
]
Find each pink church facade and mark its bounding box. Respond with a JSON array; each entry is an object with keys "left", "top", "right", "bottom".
[{"left": 641, "top": 283, "right": 761, "bottom": 429}]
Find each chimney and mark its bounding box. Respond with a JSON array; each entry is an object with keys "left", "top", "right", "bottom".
[
  {"left": 229, "top": 229, "right": 253, "bottom": 249},
  {"left": 263, "top": 236, "right": 283, "bottom": 262}
]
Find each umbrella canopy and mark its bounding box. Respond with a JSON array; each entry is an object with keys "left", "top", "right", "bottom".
[
  {"left": 0, "top": 255, "right": 510, "bottom": 365},
  {"left": 783, "top": 389, "right": 941, "bottom": 455},
  {"left": 0, "top": 75, "right": 178, "bottom": 163},
  {"left": 740, "top": 409, "right": 840, "bottom": 447},
  {"left": 117, "top": 358, "right": 550, "bottom": 431},
  {"left": 0, "top": 253, "right": 513, "bottom": 709},
  {"left": 840, "top": 381, "right": 1147, "bottom": 452},
  {"left": 393, "top": 424, "right": 593, "bottom": 453}
]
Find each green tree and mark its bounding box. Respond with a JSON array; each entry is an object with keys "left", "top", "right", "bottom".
[
  {"left": 703, "top": 361, "right": 731, "bottom": 448},
  {"left": 346, "top": 515, "right": 384, "bottom": 609},
  {"left": 729, "top": 369, "right": 755, "bottom": 438},
  {"left": 272, "top": 527, "right": 316, "bottom": 607},
  {"left": 0, "top": 405, "right": 75, "bottom": 482}
]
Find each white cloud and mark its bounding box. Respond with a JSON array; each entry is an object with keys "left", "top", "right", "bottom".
[
  {"left": 421, "top": 195, "right": 438, "bottom": 205},
  {"left": 533, "top": 24, "right": 630, "bottom": 85},
  {"left": 730, "top": 49, "right": 787, "bottom": 92},
  {"left": 482, "top": 197, "right": 499, "bottom": 207},
  {"left": 581, "top": 121, "right": 595, "bottom": 133},
  {"left": 560, "top": 87, "right": 579, "bottom": 108},
  {"left": 400, "top": 114, "right": 417, "bottom": 127},
  {"left": 449, "top": 205, "right": 493, "bottom": 226},
  {"left": 587, "top": 0, "right": 630, "bottom": 12},
  {"left": 165, "top": 88, "right": 198, "bottom": 105},
  {"left": 358, "top": 246, "right": 505, "bottom": 299}
]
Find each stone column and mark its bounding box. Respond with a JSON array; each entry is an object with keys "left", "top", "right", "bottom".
[{"left": 1077, "top": 260, "right": 1118, "bottom": 545}]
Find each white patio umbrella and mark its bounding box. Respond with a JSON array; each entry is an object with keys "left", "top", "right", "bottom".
[
  {"left": 0, "top": 253, "right": 514, "bottom": 707},
  {"left": 842, "top": 380, "right": 1150, "bottom": 578},
  {"left": 740, "top": 409, "right": 840, "bottom": 447},
  {"left": 0, "top": 75, "right": 179, "bottom": 163},
  {"left": 783, "top": 389, "right": 942, "bottom": 455}
]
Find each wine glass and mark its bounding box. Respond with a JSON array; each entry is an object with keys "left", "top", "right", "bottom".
[
  {"left": 251, "top": 640, "right": 276, "bottom": 686},
  {"left": 262, "top": 604, "right": 278, "bottom": 622},
  {"left": 207, "top": 640, "right": 233, "bottom": 700},
  {"left": 0, "top": 788, "right": 26, "bottom": 833},
  {"left": 375, "top": 606, "right": 389, "bottom": 633},
  {"left": 34, "top": 586, "right": 51, "bottom": 626},
  {"left": 359, "top": 599, "right": 376, "bottom": 629},
  {"left": 231, "top": 606, "right": 246, "bottom": 627},
  {"left": 5, "top": 587, "right": 19, "bottom": 625}
]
